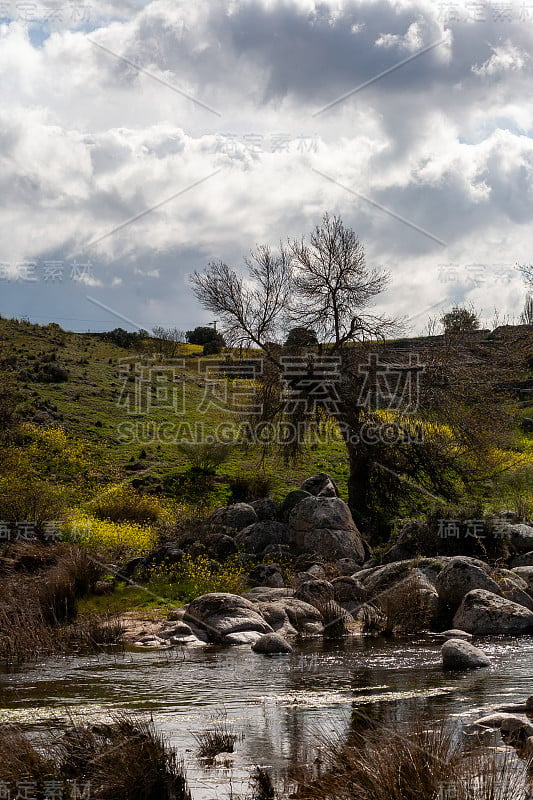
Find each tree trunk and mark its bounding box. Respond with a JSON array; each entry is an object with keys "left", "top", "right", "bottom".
[{"left": 346, "top": 440, "right": 373, "bottom": 536}]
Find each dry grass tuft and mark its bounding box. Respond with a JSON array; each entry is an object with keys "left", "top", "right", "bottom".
[
  {"left": 293, "top": 716, "right": 532, "bottom": 800},
  {"left": 0, "top": 542, "right": 122, "bottom": 665},
  {"left": 192, "top": 711, "right": 242, "bottom": 763},
  {"left": 0, "top": 714, "right": 192, "bottom": 800}
]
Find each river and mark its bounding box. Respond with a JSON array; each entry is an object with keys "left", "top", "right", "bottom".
[{"left": 1, "top": 634, "right": 532, "bottom": 798}]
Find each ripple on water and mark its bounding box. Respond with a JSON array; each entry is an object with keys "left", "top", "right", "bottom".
[{"left": 1, "top": 636, "right": 532, "bottom": 800}]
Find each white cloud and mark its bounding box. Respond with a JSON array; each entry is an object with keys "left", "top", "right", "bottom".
[
  {"left": 1, "top": 0, "right": 533, "bottom": 332},
  {"left": 473, "top": 41, "right": 527, "bottom": 76}
]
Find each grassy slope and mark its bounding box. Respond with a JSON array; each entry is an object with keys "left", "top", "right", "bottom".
[{"left": 0, "top": 317, "right": 349, "bottom": 501}]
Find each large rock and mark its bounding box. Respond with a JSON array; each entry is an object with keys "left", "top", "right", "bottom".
[
  {"left": 254, "top": 597, "right": 324, "bottom": 637},
  {"left": 248, "top": 563, "right": 285, "bottom": 588},
  {"left": 252, "top": 632, "right": 292, "bottom": 654},
  {"left": 507, "top": 524, "right": 533, "bottom": 553},
  {"left": 453, "top": 589, "right": 533, "bottom": 634},
  {"left": 435, "top": 558, "right": 501, "bottom": 612},
  {"left": 224, "top": 630, "right": 263, "bottom": 646},
  {"left": 331, "top": 576, "right": 367, "bottom": 605},
  {"left": 336, "top": 557, "right": 362, "bottom": 575},
  {"left": 359, "top": 561, "right": 413, "bottom": 599},
  {"left": 438, "top": 629, "right": 473, "bottom": 641},
  {"left": 236, "top": 521, "right": 289, "bottom": 554},
  {"left": 289, "top": 496, "right": 365, "bottom": 563},
  {"left": 471, "top": 713, "right": 533, "bottom": 738},
  {"left": 300, "top": 472, "right": 339, "bottom": 497},
  {"left": 279, "top": 489, "right": 312, "bottom": 522},
  {"left": 209, "top": 503, "right": 258, "bottom": 533},
  {"left": 294, "top": 579, "right": 335, "bottom": 607},
  {"left": 511, "top": 551, "right": 533, "bottom": 568},
  {"left": 253, "top": 601, "right": 298, "bottom": 638},
  {"left": 242, "top": 587, "right": 294, "bottom": 602},
  {"left": 512, "top": 566, "right": 533, "bottom": 590},
  {"left": 204, "top": 533, "right": 238, "bottom": 560},
  {"left": 250, "top": 498, "right": 279, "bottom": 521},
  {"left": 358, "top": 557, "right": 448, "bottom": 593},
  {"left": 441, "top": 638, "right": 490, "bottom": 669},
  {"left": 184, "top": 593, "right": 272, "bottom": 643},
  {"left": 493, "top": 569, "right": 533, "bottom": 612}
]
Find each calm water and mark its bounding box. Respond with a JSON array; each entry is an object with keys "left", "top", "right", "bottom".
[{"left": 1, "top": 634, "right": 532, "bottom": 798}]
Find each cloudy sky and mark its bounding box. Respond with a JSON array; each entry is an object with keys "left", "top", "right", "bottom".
[{"left": 1, "top": 0, "right": 533, "bottom": 334}]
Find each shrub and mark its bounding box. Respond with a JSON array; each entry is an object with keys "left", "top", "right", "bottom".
[
  {"left": 33, "top": 361, "right": 69, "bottom": 382},
  {"left": 87, "top": 485, "right": 163, "bottom": 524},
  {"left": 0, "top": 474, "right": 67, "bottom": 526},
  {"left": 186, "top": 326, "right": 226, "bottom": 347},
  {"left": 97, "top": 327, "right": 147, "bottom": 348},
  {"left": 0, "top": 543, "right": 122, "bottom": 665},
  {"left": 314, "top": 598, "right": 349, "bottom": 639},
  {"left": 203, "top": 337, "right": 224, "bottom": 355},
  {"left": 177, "top": 441, "right": 234, "bottom": 474},
  {"left": 228, "top": 474, "right": 273, "bottom": 502},
  {"left": 145, "top": 554, "right": 248, "bottom": 602},
  {"left": 376, "top": 575, "right": 435, "bottom": 635},
  {"left": 250, "top": 767, "right": 276, "bottom": 800}
]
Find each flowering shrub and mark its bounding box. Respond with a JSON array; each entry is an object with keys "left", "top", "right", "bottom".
[
  {"left": 86, "top": 484, "right": 165, "bottom": 524},
  {"left": 63, "top": 510, "right": 157, "bottom": 556},
  {"left": 145, "top": 554, "right": 248, "bottom": 602}
]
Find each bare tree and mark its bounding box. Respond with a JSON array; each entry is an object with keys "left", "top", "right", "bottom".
[
  {"left": 192, "top": 214, "right": 396, "bottom": 358},
  {"left": 191, "top": 245, "right": 292, "bottom": 355},
  {"left": 289, "top": 214, "right": 396, "bottom": 347},
  {"left": 191, "top": 214, "right": 525, "bottom": 538},
  {"left": 151, "top": 326, "right": 186, "bottom": 357}
]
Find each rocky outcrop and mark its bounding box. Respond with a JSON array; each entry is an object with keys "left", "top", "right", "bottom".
[
  {"left": 289, "top": 496, "right": 365, "bottom": 563},
  {"left": 183, "top": 592, "right": 272, "bottom": 644},
  {"left": 209, "top": 503, "right": 258, "bottom": 532},
  {"left": 453, "top": 589, "right": 533, "bottom": 634},
  {"left": 248, "top": 563, "right": 284, "bottom": 588},
  {"left": 236, "top": 521, "right": 289, "bottom": 555},
  {"left": 441, "top": 638, "right": 490, "bottom": 669},
  {"left": 435, "top": 558, "right": 501, "bottom": 612},
  {"left": 300, "top": 472, "right": 339, "bottom": 497}
]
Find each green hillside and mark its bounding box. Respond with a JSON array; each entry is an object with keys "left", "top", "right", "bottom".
[{"left": 0, "top": 316, "right": 349, "bottom": 508}]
